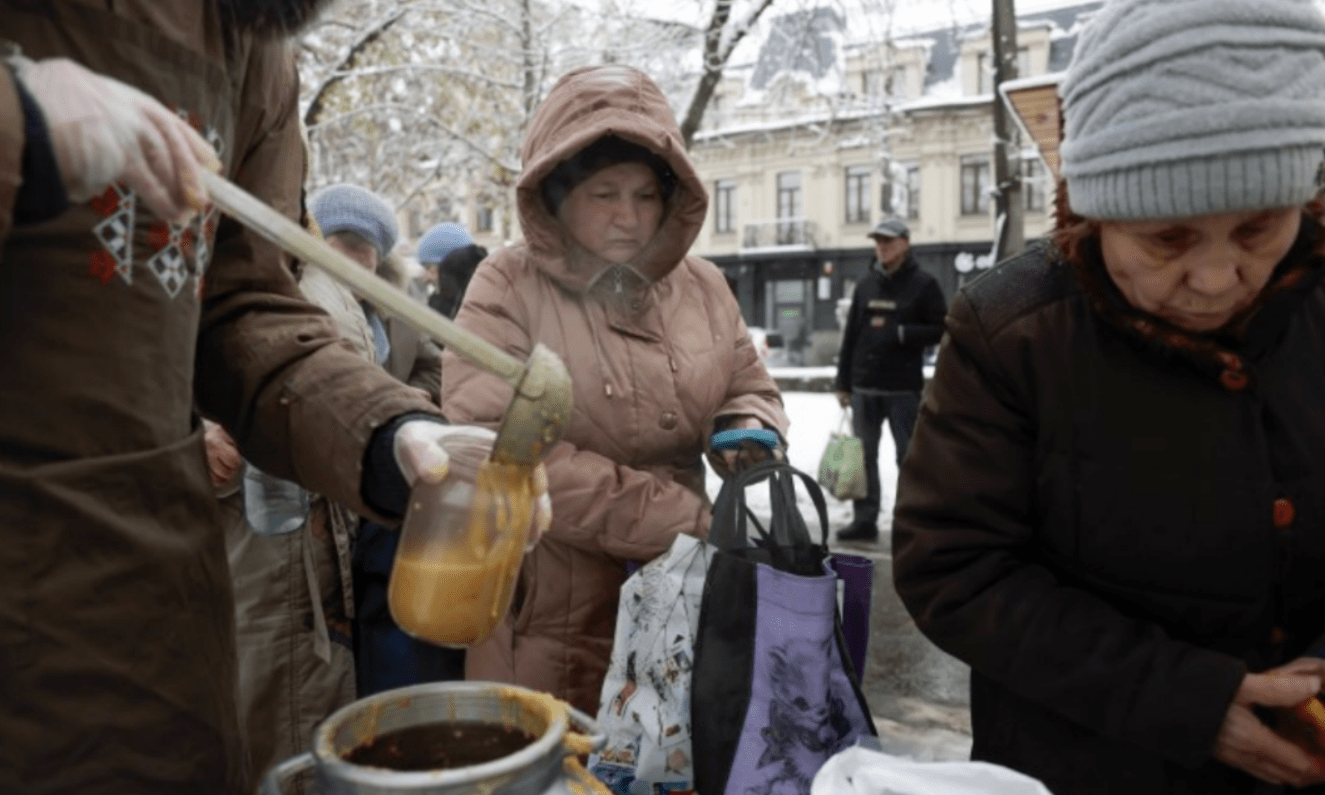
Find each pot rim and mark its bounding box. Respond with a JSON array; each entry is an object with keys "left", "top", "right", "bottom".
[{"left": 311, "top": 681, "right": 568, "bottom": 787}]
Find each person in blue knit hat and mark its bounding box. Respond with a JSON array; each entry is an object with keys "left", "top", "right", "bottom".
[
  {"left": 893, "top": 0, "right": 1325, "bottom": 791},
  {"left": 417, "top": 222, "right": 487, "bottom": 318},
  {"left": 417, "top": 221, "right": 474, "bottom": 266},
  {"left": 310, "top": 183, "right": 399, "bottom": 263},
  {"left": 303, "top": 187, "right": 468, "bottom": 695},
  {"left": 307, "top": 184, "right": 441, "bottom": 396}
]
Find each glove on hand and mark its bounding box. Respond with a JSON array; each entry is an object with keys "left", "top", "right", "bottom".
[
  {"left": 392, "top": 421, "right": 552, "bottom": 544},
  {"left": 16, "top": 58, "right": 221, "bottom": 224}
]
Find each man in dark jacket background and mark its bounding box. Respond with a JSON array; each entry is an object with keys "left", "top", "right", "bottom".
[{"left": 834, "top": 218, "right": 947, "bottom": 542}]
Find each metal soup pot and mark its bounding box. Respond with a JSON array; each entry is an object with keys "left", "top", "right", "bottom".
[{"left": 260, "top": 681, "right": 606, "bottom": 795}]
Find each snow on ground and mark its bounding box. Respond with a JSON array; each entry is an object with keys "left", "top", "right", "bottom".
[{"left": 704, "top": 391, "right": 899, "bottom": 536}]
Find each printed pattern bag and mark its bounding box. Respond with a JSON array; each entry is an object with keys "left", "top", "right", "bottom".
[
  {"left": 692, "top": 460, "right": 876, "bottom": 795},
  {"left": 817, "top": 411, "right": 867, "bottom": 501},
  {"left": 590, "top": 535, "right": 713, "bottom": 795}
]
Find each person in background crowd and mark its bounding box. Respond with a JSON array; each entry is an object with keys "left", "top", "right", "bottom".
[
  {"left": 417, "top": 221, "right": 478, "bottom": 317},
  {"left": 310, "top": 183, "right": 442, "bottom": 399},
  {"left": 0, "top": 3, "right": 541, "bottom": 791},
  {"left": 893, "top": 0, "right": 1325, "bottom": 791},
  {"left": 431, "top": 241, "right": 489, "bottom": 320},
  {"left": 833, "top": 217, "right": 947, "bottom": 543},
  {"left": 442, "top": 65, "right": 788, "bottom": 714},
  {"left": 215, "top": 182, "right": 446, "bottom": 783},
  {"left": 306, "top": 189, "right": 468, "bottom": 695}
]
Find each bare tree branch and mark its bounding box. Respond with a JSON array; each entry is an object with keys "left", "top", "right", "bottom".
[
  {"left": 678, "top": 0, "right": 778, "bottom": 148},
  {"left": 393, "top": 161, "right": 447, "bottom": 213},
  {"left": 305, "top": 102, "right": 425, "bottom": 132},
  {"left": 324, "top": 63, "right": 524, "bottom": 91},
  {"left": 443, "top": 0, "right": 526, "bottom": 38},
  {"left": 303, "top": 6, "right": 410, "bottom": 127}
]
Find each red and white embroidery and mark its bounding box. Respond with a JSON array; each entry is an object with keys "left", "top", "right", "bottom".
[
  {"left": 87, "top": 108, "right": 225, "bottom": 298},
  {"left": 146, "top": 221, "right": 193, "bottom": 298},
  {"left": 89, "top": 182, "right": 136, "bottom": 287}
]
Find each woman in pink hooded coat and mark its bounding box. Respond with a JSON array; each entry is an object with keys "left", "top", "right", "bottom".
[{"left": 442, "top": 65, "right": 788, "bottom": 713}]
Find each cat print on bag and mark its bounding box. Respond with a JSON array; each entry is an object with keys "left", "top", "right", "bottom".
[{"left": 748, "top": 636, "right": 854, "bottom": 795}]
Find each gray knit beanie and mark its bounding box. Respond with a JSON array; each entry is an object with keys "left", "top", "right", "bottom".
[
  {"left": 1060, "top": 0, "right": 1325, "bottom": 220},
  {"left": 308, "top": 184, "right": 399, "bottom": 258}
]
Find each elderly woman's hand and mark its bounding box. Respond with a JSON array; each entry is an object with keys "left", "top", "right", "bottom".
[
  {"left": 202, "top": 420, "right": 242, "bottom": 490},
  {"left": 712, "top": 415, "right": 783, "bottom": 475},
  {"left": 1213, "top": 658, "right": 1325, "bottom": 787}
]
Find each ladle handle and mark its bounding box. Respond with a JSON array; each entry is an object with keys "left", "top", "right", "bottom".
[
  {"left": 258, "top": 751, "right": 315, "bottom": 795},
  {"left": 200, "top": 170, "right": 525, "bottom": 387}
]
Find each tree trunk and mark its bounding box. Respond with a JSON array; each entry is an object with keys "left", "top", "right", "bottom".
[
  {"left": 678, "top": 0, "right": 777, "bottom": 149},
  {"left": 521, "top": 0, "right": 537, "bottom": 120}
]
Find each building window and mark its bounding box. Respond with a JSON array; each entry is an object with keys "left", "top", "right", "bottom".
[
  {"left": 977, "top": 47, "right": 1030, "bottom": 94},
  {"left": 889, "top": 65, "right": 908, "bottom": 98},
  {"left": 1023, "top": 157, "right": 1048, "bottom": 214},
  {"left": 714, "top": 179, "right": 736, "bottom": 234},
  {"left": 776, "top": 171, "right": 802, "bottom": 244},
  {"left": 904, "top": 163, "right": 921, "bottom": 220},
  {"left": 844, "top": 166, "right": 871, "bottom": 224},
  {"left": 476, "top": 205, "right": 494, "bottom": 233},
  {"left": 961, "top": 156, "right": 991, "bottom": 216},
  {"left": 862, "top": 65, "right": 907, "bottom": 99},
  {"left": 861, "top": 68, "right": 883, "bottom": 97}
]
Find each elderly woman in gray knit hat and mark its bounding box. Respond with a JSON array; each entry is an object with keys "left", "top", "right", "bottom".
[{"left": 893, "top": 0, "right": 1325, "bottom": 791}]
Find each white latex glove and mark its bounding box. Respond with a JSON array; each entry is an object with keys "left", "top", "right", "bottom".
[
  {"left": 392, "top": 421, "right": 552, "bottom": 544},
  {"left": 16, "top": 58, "right": 221, "bottom": 224}
]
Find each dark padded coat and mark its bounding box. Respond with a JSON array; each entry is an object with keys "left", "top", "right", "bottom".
[
  {"left": 835, "top": 253, "right": 947, "bottom": 393},
  {"left": 893, "top": 227, "right": 1325, "bottom": 794}
]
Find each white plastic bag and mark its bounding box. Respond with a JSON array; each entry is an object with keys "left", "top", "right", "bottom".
[
  {"left": 590, "top": 535, "right": 713, "bottom": 795},
  {"left": 811, "top": 746, "right": 1054, "bottom": 795}
]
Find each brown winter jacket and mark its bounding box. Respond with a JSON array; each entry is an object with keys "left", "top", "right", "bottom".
[
  {"left": 894, "top": 227, "right": 1325, "bottom": 795},
  {"left": 442, "top": 65, "right": 787, "bottom": 714},
  {"left": 0, "top": 3, "right": 440, "bottom": 793}
]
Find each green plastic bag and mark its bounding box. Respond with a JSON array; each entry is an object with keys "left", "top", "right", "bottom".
[{"left": 817, "top": 410, "right": 868, "bottom": 500}]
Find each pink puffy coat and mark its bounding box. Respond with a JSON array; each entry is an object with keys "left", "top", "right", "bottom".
[{"left": 442, "top": 65, "right": 788, "bottom": 713}]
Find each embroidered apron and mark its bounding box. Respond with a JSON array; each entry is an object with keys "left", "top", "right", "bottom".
[{"left": 0, "top": 3, "right": 248, "bottom": 791}]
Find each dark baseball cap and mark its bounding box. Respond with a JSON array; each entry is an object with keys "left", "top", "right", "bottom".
[{"left": 868, "top": 218, "right": 910, "bottom": 239}]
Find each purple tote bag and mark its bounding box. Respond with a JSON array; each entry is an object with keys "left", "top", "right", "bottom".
[{"left": 692, "top": 460, "right": 876, "bottom": 795}]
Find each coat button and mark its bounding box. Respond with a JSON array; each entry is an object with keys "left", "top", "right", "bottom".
[
  {"left": 659, "top": 411, "right": 678, "bottom": 430},
  {"left": 1270, "top": 627, "right": 1288, "bottom": 645},
  {"left": 1273, "top": 498, "right": 1296, "bottom": 530}
]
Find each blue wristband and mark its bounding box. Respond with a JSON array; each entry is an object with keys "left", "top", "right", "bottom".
[{"left": 711, "top": 428, "right": 780, "bottom": 451}]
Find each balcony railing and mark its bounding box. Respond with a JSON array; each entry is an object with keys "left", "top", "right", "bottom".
[{"left": 740, "top": 218, "right": 818, "bottom": 251}]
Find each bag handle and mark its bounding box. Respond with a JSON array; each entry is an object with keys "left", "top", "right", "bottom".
[
  {"left": 837, "top": 406, "right": 853, "bottom": 436},
  {"left": 710, "top": 460, "right": 831, "bottom": 558}
]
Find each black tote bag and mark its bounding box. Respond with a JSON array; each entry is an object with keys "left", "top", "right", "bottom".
[{"left": 691, "top": 460, "right": 876, "bottom": 795}]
